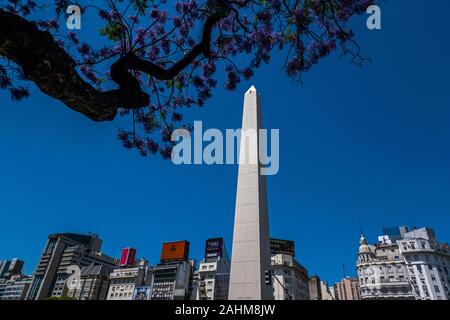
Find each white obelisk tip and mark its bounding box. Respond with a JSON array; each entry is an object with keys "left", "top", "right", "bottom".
[{"left": 246, "top": 85, "right": 257, "bottom": 94}]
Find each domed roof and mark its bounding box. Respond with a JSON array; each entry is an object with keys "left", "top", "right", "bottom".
[{"left": 359, "top": 234, "right": 372, "bottom": 253}]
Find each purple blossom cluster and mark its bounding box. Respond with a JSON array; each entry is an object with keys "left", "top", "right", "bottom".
[{"left": 2, "top": 0, "right": 375, "bottom": 157}]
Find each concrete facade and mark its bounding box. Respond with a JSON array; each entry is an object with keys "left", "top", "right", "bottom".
[
  {"left": 107, "top": 259, "right": 152, "bottom": 300},
  {"left": 228, "top": 86, "right": 273, "bottom": 300},
  {"left": 309, "top": 275, "right": 321, "bottom": 300},
  {"left": 197, "top": 257, "right": 230, "bottom": 300},
  {"left": 68, "top": 264, "right": 112, "bottom": 300},
  {"left": 0, "top": 275, "right": 32, "bottom": 300},
  {"left": 151, "top": 260, "right": 192, "bottom": 300},
  {"left": 399, "top": 228, "right": 450, "bottom": 300},
  {"left": 271, "top": 254, "right": 309, "bottom": 300}
]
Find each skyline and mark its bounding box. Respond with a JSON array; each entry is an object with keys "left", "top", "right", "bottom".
[{"left": 1, "top": 0, "right": 449, "bottom": 287}]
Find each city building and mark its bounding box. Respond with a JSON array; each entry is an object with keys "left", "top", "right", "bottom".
[
  {"left": 67, "top": 264, "right": 113, "bottom": 300},
  {"left": 399, "top": 227, "right": 450, "bottom": 300},
  {"left": 0, "top": 258, "right": 24, "bottom": 279},
  {"left": 26, "top": 233, "right": 116, "bottom": 300},
  {"left": 107, "top": 252, "right": 152, "bottom": 301},
  {"left": 228, "top": 86, "right": 273, "bottom": 300},
  {"left": 151, "top": 240, "right": 192, "bottom": 300},
  {"left": 320, "top": 281, "right": 335, "bottom": 300},
  {"left": 0, "top": 258, "right": 32, "bottom": 300},
  {"left": 334, "top": 277, "right": 361, "bottom": 300},
  {"left": 270, "top": 238, "right": 309, "bottom": 300},
  {"left": 357, "top": 230, "right": 414, "bottom": 300},
  {"left": 0, "top": 274, "right": 33, "bottom": 300},
  {"left": 356, "top": 226, "right": 450, "bottom": 300},
  {"left": 309, "top": 275, "right": 321, "bottom": 300},
  {"left": 196, "top": 238, "right": 230, "bottom": 300}
]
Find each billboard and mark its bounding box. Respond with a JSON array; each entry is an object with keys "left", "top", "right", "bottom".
[
  {"left": 205, "top": 238, "right": 223, "bottom": 258},
  {"left": 160, "top": 240, "right": 190, "bottom": 262},
  {"left": 119, "top": 247, "right": 136, "bottom": 267},
  {"left": 132, "top": 287, "right": 151, "bottom": 300},
  {"left": 270, "top": 238, "right": 295, "bottom": 256}
]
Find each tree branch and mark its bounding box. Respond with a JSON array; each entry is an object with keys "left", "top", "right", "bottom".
[
  {"left": 0, "top": 8, "right": 228, "bottom": 122},
  {"left": 0, "top": 9, "right": 151, "bottom": 121}
]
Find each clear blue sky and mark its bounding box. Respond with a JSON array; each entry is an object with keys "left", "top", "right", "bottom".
[{"left": 0, "top": 1, "right": 449, "bottom": 285}]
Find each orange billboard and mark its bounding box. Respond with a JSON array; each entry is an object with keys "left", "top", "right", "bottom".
[{"left": 160, "top": 240, "right": 190, "bottom": 262}]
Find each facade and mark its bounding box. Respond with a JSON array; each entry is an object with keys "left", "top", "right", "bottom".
[
  {"left": 229, "top": 86, "right": 273, "bottom": 300},
  {"left": 196, "top": 238, "right": 231, "bottom": 300},
  {"left": 67, "top": 264, "right": 112, "bottom": 300},
  {"left": 150, "top": 240, "right": 193, "bottom": 300},
  {"left": 309, "top": 275, "right": 321, "bottom": 300},
  {"left": 320, "top": 281, "right": 335, "bottom": 300},
  {"left": 0, "top": 274, "right": 33, "bottom": 300},
  {"left": 357, "top": 232, "right": 414, "bottom": 300},
  {"left": 399, "top": 228, "right": 450, "bottom": 300},
  {"left": 0, "top": 258, "right": 24, "bottom": 279},
  {"left": 334, "top": 277, "right": 361, "bottom": 300},
  {"left": 357, "top": 226, "right": 450, "bottom": 300},
  {"left": 0, "top": 260, "right": 9, "bottom": 278},
  {"left": 26, "top": 233, "right": 116, "bottom": 300},
  {"left": 151, "top": 260, "right": 192, "bottom": 300},
  {"left": 271, "top": 254, "right": 310, "bottom": 300},
  {"left": 107, "top": 259, "right": 152, "bottom": 300}
]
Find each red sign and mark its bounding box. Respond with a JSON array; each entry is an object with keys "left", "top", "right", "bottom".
[{"left": 120, "top": 247, "right": 136, "bottom": 267}]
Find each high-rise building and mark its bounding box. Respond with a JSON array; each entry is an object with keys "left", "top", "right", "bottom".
[
  {"left": 26, "top": 233, "right": 116, "bottom": 300},
  {"left": 357, "top": 232, "right": 414, "bottom": 300},
  {"left": 334, "top": 277, "right": 361, "bottom": 300},
  {"left": 196, "top": 238, "right": 231, "bottom": 300},
  {"left": 67, "top": 264, "right": 113, "bottom": 300},
  {"left": 228, "top": 86, "right": 273, "bottom": 300},
  {"left": 107, "top": 258, "right": 152, "bottom": 300},
  {"left": 151, "top": 240, "right": 192, "bottom": 300},
  {"left": 399, "top": 228, "right": 450, "bottom": 300}
]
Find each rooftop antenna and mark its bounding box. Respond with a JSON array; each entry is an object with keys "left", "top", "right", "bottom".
[
  {"left": 358, "top": 217, "right": 364, "bottom": 236},
  {"left": 342, "top": 264, "right": 346, "bottom": 279}
]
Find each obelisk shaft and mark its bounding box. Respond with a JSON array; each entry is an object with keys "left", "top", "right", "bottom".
[{"left": 228, "top": 86, "right": 272, "bottom": 300}]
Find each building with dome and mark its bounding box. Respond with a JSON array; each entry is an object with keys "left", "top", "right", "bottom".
[{"left": 356, "top": 228, "right": 415, "bottom": 300}]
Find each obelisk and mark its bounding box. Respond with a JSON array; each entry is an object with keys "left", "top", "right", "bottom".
[{"left": 228, "top": 86, "right": 273, "bottom": 300}]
